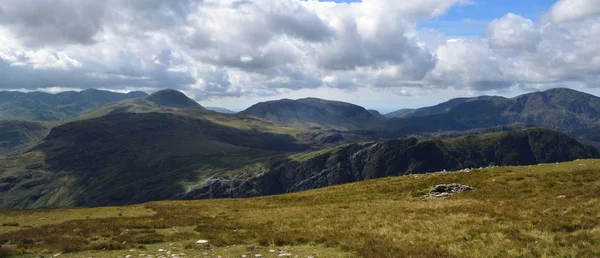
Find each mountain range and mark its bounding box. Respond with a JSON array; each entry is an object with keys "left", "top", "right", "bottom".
[
  {"left": 1, "top": 87, "right": 600, "bottom": 208},
  {"left": 0, "top": 89, "right": 147, "bottom": 121},
  {"left": 384, "top": 88, "right": 600, "bottom": 148}
]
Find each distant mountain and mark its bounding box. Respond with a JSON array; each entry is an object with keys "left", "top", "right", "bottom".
[
  {"left": 386, "top": 96, "right": 506, "bottom": 118},
  {"left": 385, "top": 88, "right": 600, "bottom": 147},
  {"left": 0, "top": 89, "right": 147, "bottom": 121},
  {"left": 240, "top": 98, "right": 382, "bottom": 130},
  {"left": 77, "top": 89, "right": 209, "bottom": 120},
  {"left": 145, "top": 89, "right": 203, "bottom": 109},
  {"left": 190, "top": 128, "right": 600, "bottom": 199},
  {"left": 206, "top": 107, "right": 237, "bottom": 114}
]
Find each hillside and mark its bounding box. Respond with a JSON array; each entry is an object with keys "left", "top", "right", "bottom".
[
  {"left": 386, "top": 88, "right": 600, "bottom": 147},
  {"left": 0, "top": 120, "right": 57, "bottom": 156},
  {"left": 386, "top": 96, "right": 506, "bottom": 118},
  {"left": 0, "top": 89, "right": 147, "bottom": 121},
  {"left": 240, "top": 98, "right": 382, "bottom": 130},
  {"left": 2, "top": 126, "right": 594, "bottom": 209},
  {"left": 192, "top": 128, "right": 599, "bottom": 199},
  {"left": 1, "top": 159, "right": 600, "bottom": 257},
  {"left": 0, "top": 112, "right": 309, "bottom": 209}
]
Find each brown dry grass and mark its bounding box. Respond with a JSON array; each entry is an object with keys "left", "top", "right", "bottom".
[{"left": 2, "top": 160, "right": 600, "bottom": 257}]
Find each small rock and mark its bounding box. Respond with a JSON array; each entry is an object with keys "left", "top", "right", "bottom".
[
  {"left": 557, "top": 195, "right": 567, "bottom": 198},
  {"left": 126, "top": 255, "right": 133, "bottom": 258},
  {"left": 196, "top": 240, "right": 209, "bottom": 244},
  {"left": 242, "top": 255, "right": 247, "bottom": 258},
  {"left": 255, "top": 254, "right": 263, "bottom": 257},
  {"left": 158, "top": 249, "right": 166, "bottom": 252},
  {"left": 53, "top": 254, "right": 61, "bottom": 257},
  {"left": 278, "top": 253, "right": 292, "bottom": 257},
  {"left": 269, "top": 249, "right": 276, "bottom": 253}
]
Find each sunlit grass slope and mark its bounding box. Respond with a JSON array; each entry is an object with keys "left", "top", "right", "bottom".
[{"left": 2, "top": 159, "right": 600, "bottom": 257}]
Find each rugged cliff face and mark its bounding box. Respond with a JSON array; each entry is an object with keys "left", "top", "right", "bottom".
[{"left": 188, "top": 128, "right": 599, "bottom": 199}]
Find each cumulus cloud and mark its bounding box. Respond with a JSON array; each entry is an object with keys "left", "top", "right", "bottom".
[
  {"left": 0, "top": 0, "right": 599, "bottom": 102},
  {"left": 427, "top": 11, "right": 600, "bottom": 90},
  {"left": 550, "top": 0, "right": 600, "bottom": 22},
  {"left": 486, "top": 13, "right": 541, "bottom": 52}
]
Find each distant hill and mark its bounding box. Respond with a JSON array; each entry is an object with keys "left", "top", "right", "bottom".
[
  {"left": 0, "top": 89, "right": 147, "bottom": 121},
  {"left": 240, "top": 98, "right": 382, "bottom": 130},
  {"left": 206, "top": 107, "right": 237, "bottom": 114},
  {"left": 386, "top": 96, "right": 506, "bottom": 118},
  {"left": 189, "top": 128, "right": 600, "bottom": 199},
  {"left": 385, "top": 88, "right": 600, "bottom": 147}
]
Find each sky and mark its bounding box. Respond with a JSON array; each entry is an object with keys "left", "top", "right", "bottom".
[{"left": 1, "top": 0, "right": 600, "bottom": 113}]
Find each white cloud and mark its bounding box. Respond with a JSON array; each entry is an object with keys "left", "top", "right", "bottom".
[
  {"left": 550, "top": 0, "right": 600, "bottom": 22},
  {"left": 0, "top": 0, "right": 599, "bottom": 106},
  {"left": 486, "top": 13, "right": 541, "bottom": 52}
]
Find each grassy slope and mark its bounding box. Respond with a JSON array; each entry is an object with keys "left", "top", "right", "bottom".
[{"left": 2, "top": 160, "right": 600, "bottom": 257}]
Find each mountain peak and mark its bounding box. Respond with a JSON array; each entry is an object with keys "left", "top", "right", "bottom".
[{"left": 145, "top": 89, "right": 202, "bottom": 109}]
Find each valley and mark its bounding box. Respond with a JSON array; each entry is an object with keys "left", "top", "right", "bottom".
[{"left": 2, "top": 88, "right": 600, "bottom": 210}]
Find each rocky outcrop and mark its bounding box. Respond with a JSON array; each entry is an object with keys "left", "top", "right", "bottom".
[
  {"left": 422, "top": 184, "right": 474, "bottom": 198},
  {"left": 188, "top": 128, "right": 599, "bottom": 199}
]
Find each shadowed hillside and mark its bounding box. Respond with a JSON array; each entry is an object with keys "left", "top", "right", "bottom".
[
  {"left": 0, "top": 120, "right": 57, "bottom": 156},
  {"left": 0, "top": 112, "right": 308, "bottom": 208}
]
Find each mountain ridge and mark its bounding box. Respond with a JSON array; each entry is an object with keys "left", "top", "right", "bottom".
[{"left": 0, "top": 89, "right": 147, "bottom": 121}]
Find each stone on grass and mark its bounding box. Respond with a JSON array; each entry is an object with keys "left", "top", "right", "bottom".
[{"left": 423, "top": 183, "right": 473, "bottom": 198}]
